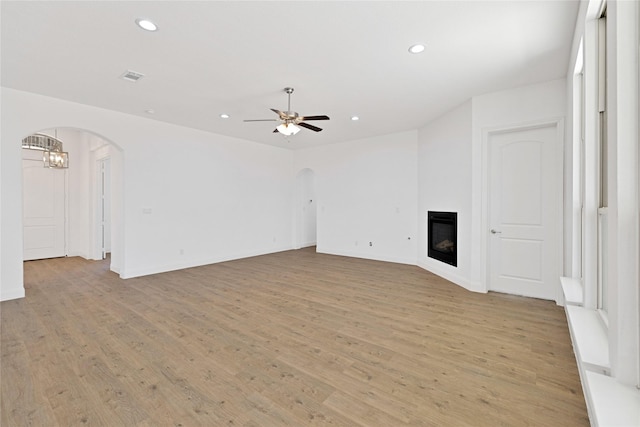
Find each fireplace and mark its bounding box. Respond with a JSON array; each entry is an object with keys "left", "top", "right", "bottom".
[{"left": 428, "top": 211, "right": 457, "bottom": 267}]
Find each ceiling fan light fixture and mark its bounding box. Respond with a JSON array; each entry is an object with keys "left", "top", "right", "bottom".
[
  {"left": 136, "top": 18, "right": 158, "bottom": 32},
  {"left": 408, "top": 44, "right": 425, "bottom": 54},
  {"left": 277, "top": 123, "right": 301, "bottom": 136}
]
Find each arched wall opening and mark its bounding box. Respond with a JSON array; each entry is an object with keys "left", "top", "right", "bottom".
[
  {"left": 294, "top": 168, "right": 317, "bottom": 249},
  {"left": 21, "top": 127, "right": 124, "bottom": 274}
]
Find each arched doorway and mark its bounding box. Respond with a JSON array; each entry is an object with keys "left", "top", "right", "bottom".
[
  {"left": 295, "top": 168, "right": 317, "bottom": 249},
  {"left": 21, "top": 127, "right": 123, "bottom": 274}
]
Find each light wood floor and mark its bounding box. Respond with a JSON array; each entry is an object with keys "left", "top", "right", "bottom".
[{"left": 2, "top": 248, "right": 588, "bottom": 426}]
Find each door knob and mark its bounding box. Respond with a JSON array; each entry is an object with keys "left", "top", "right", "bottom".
[{"left": 490, "top": 229, "right": 502, "bottom": 234}]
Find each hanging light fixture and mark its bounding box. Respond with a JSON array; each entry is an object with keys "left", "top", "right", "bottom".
[
  {"left": 21, "top": 130, "right": 69, "bottom": 168},
  {"left": 43, "top": 129, "right": 68, "bottom": 168},
  {"left": 43, "top": 150, "right": 69, "bottom": 168},
  {"left": 276, "top": 122, "right": 301, "bottom": 136}
]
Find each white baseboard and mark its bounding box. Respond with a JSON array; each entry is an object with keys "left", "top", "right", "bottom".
[
  {"left": 417, "top": 259, "right": 483, "bottom": 293},
  {"left": 66, "top": 251, "right": 93, "bottom": 260},
  {"left": 120, "top": 245, "right": 294, "bottom": 279},
  {"left": 1, "top": 287, "right": 26, "bottom": 301},
  {"left": 110, "top": 264, "right": 121, "bottom": 274},
  {"left": 317, "top": 247, "right": 417, "bottom": 266}
]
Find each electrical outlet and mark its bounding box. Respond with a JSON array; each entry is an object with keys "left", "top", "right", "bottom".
[{"left": 369, "top": 242, "right": 372, "bottom": 246}]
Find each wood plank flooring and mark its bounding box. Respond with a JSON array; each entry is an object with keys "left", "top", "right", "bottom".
[{"left": 1, "top": 248, "right": 589, "bottom": 426}]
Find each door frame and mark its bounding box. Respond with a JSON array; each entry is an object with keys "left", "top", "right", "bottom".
[
  {"left": 480, "top": 118, "right": 564, "bottom": 302},
  {"left": 98, "top": 157, "right": 111, "bottom": 259},
  {"left": 293, "top": 168, "right": 317, "bottom": 249},
  {"left": 92, "top": 150, "right": 111, "bottom": 261}
]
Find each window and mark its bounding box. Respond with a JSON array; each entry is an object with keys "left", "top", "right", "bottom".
[
  {"left": 574, "top": 38, "right": 585, "bottom": 282},
  {"left": 596, "top": 11, "right": 608, "bottom": 316}
]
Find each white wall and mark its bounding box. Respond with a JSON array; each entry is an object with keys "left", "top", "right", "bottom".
[
  {"left": 417, "top": 101, "right": 474, "bottom": 289},
  {"left": 2, "top": 81, "right": 569, "bottom": 302},
  {"left": 1, "top": 90, "right": 25, "bottom": 301},
  {"left": 471, "top": 79, "right": 567, "bottom": 292},
  {"left": 64, "top": 129, "right": 92, "bottom": 259},
  {"left": 1, "top": 88, "right": 295, "bottom": 300},
  {"left": 295, "top": 131, "right": 418, "bottom": 265},
  {"left": 416, "top": 80, "right": 566, "bottom": 294}
]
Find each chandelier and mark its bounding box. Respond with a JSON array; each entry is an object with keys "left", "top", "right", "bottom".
[{"left": 21, "top": 132, "right": 69, "bottom": 169}]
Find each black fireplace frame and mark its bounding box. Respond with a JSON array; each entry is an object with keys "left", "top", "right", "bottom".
[{"left": 428, "top": 211, "right": 457, "bottom": 267}]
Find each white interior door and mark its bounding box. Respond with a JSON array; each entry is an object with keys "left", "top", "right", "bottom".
[
  {"left": 23, "top": 153, "right": 66, "bottom": 261},
  {"left": 296, "top": 169, "right": 317, "bottom": 248},
  {"left": 488, "top": 123, "right": 561, "bottom": 300}
]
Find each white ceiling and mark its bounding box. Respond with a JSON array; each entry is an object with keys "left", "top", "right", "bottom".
[{"left": 2, "top": 1, "right": 579, "bottom": 150}]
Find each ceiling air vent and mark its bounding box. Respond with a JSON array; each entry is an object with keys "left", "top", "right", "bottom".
[{"left": 120, "top": 70, "right": 145, "bottom": 82}]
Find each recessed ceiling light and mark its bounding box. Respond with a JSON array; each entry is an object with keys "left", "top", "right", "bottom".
[
  {"left": 145, "top": 109, "right": 155, "bottom": 114},
  {"left": 351, "top": 116, "right": 360, "bottom": 121},
  {"left": 136, "top": 18, "right": 158, "bottom": 32},
  {"left": 220, "top": 113, "right": 230, "bottom": 119},
  {"left": 408, "top": 44, "right": 425, "bottom": 54}
]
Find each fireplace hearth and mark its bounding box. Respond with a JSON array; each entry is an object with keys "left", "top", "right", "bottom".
[{"left": 428, "top": 211, "right": 457, "bottom": 267}]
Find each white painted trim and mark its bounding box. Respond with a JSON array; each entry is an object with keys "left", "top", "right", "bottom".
[
  {"left": 564, "top": 300, "right": 640, "bottom": 427},
  {"left": 566, "top": 304, "right": 611, "bottom": 373},
  {"left": 317, "top": 247, "right": 416, "bottom": 267},
  {"left": 584, "top": 371, "right": 640, "bottom": 427},
  {"left": 0, "top": 288, "right": 26, "bottom": 302},
  {"left": 66, "top": 250, "right": 90, "bottom": 259},
  {"left": 554, "top": 120, "right": 567, "bottom": 303},
  {"left": 91, "top": 147, "right": 111, "bottom": 261},
  {"left": 561, "top": 276, "right": 584, "bottom": 305},
  {"left": 481, "top": 118, "right": 565, "bottom": 302},
  {"left": 293, "top": 168, "right": 317, "bottom": 251},
  {"left": 607, "top": 0, "right": 640, "bottom": 386},
  {"left": 63, "top": 167, "right": 69, "bottom": 257},
  {"left": 120, "top": 245, "right": 294, "bottom": 279},
  {"left": 637, "top": 0, "right": 640, "bottom": 391},
  {"left": 417, "top": 259, "right": 483, "bottom": 293},
  {"left": 583, "top": 17, "right": 601, "bottom": 311}
]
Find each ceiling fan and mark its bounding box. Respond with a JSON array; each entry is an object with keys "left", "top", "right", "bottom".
[{"left": 244, "top": 87, "right": 330, "bottom": 136}]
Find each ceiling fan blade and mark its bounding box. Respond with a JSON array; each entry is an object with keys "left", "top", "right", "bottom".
[
  {"left": 299, "top": 115, "right": 330, "bottom": 121},
  {"left": 298, "top": 122, "right": 323, "bottom": 132},
  {"left": 270, "top": 108, "right": 287, "bottom": 119},
  {"left": 244, "top": 119, "right": 278, "bottom": 122}
]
